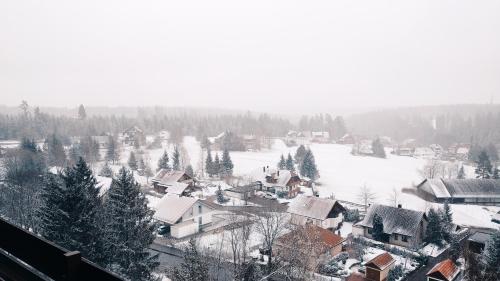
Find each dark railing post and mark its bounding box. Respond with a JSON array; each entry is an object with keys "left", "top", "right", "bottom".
[{"left": 64, "top": 251, "right": 81, "bottom": 281}]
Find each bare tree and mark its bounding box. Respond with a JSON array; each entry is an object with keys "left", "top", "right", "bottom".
[
  {"left": 419, "top": 159, "right": 445, "bottom": 179},
  {"left": 226, "top": 211, "right": 253, "bottom": 279},
  {"left": 253, "top": 202, "right": 289, "bottom": 274},
  {"left": 387, "top": 187, "right": 400, "bottom": 207},
  {"left": 357, "top": 184, "right": 376, "bottom": 213}
]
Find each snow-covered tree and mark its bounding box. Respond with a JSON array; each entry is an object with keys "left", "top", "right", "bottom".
[
  {"left": 102, "top": 167, "right": 159, "bottom": 280},
  {"left": 425, "top": 208, "right": 444, "bottom": 246},
  {"left": 39, "top": 158, "right": 104, "bottom": 264},
  {"left": 457, "top": 165, "right": 466, "bottom": 179},
  {"left": 143, "top": 163, "right": 154, "bottom": 183},
  {"left": 215, "top": 185, "right": 225, "bottom": 204},
  {"left": 294, "top": 145, "right": 307, "bottom": 164},
  {"left": 205, "top": 148, "right": 214, "bottom": 177},
  {"left": 171, "top": 238, "right": 209, "bottom": 281},
  {"left": 492, "top": 165, "right": 499, "bottom": 179},
  {"left": 105, "top": 135, "right": 119, "bottom": 164},
  {"left": 475, "top": 150, "right": 493, "bottom": 179},
  {"left": 286, "top": 153, "right": 295, "bottom": 171},
  {"left": 372, "top": 214, "right": 385, "bottom": 242},
  {"left": 45, "top": 133, "right": 67, "bottom": 167},
  {"left": 214, "top": 153, "right": 221, "bottom": 177},
  {"left": 372, "top": 138, "right": 386, "bottom": 158},
  {"left": 128, "top": 151, "right": 138, "bottom": 170},
  {"left": 277, "top": 154, "right": 286, "bottom": 169},
  {"left": 78, "top": 104, "right": 87, "bottom": 120},
  {"left": 173, "top": 145, "right": 181, "bottom": 171},
  {"left": 185, "top": 164, "right": 194, "bottom": 178},
  {"left": 300, "top": 149, "right": 318, "bottom": 181},
  {"left": 449, "top": 234, "right": 461, "bottom": 262},
  {"left": 99, "top": 161, "right": 114, "bottom": 177},
  {"left": 221, "top": 148, "right": 234, "bottom": 177},
  {"left": 157, "top": 150, "right": 170, "bottom": 172},
  {"left": 484, "top": 230, "right": 500, "bottom": 280}
]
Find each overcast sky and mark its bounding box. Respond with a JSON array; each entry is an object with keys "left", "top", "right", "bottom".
[{"left": 1, "top": 1, "right": 499, "bottom": 113}]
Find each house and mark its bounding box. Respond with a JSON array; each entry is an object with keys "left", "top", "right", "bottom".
[
  {"left": 429, "top": 144, "right": 444, "bottom": 156},
  {"left": 242, "top": 134, "right": 261, "bottom": 151},
  {"left": 394, "top": 146, "right": 414, "bottom": 157},
  {"left": 274, "top": 224, "right": 345, "bottom": 270},
  {"left": 353, "top": 139, "right": 374, "bottom": 155},
  {"left": 287, "top": 195, "right": 345, "bottom": 230},
  {"left": 251, "top": 167, "right": 302, "bottom": 198},
  {"left": 151, "top": 169, "right": 194, "bottom": 194},
  {"left": 153, "top": 196, "right": 215, "bottom": 238},
  {"left": 338, "top": 134, "right": 356, "bottom": 144},
  {"left": 426, "top": 259, "right": 461, "bottom": 281},
  {"left": 414, "top": 147, "right": 436, "bottom": 159},
  {"left": 285, "top": 130, "right": 309, "bottom": 146},
  {"left": 416, "top": 178, "right": 500, "bottom": 206},
  {"left": 364, "top": 252, "right": 396, "bottom": 281},
  {"left": 91, "top": 136, "right": 110, "bottom": 149},
  {"left": 446, "top": 143, "right": 470, "bottom": 161},
  {"left": 224, "top": 182, "right": 261, "bottom": 200},
  {"left": 122, "top": 126, "right": 144, "bottom": 145},
  {"left": 311, "top": 131, "right": 330, "bottom": 143},
  {"left": 352, "top": 204, "right": 428, "bottom": 247},
  {"left": 466, "top": 231, "right": 491, "bottom": 254}
]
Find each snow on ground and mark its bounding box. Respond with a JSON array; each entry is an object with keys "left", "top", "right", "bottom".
[
  {"left": 339, "top": 222, "right": 353, "bottom": 238},
  {"left": 421, "top": 243, "right": 448, "bottom": 258},
  {"left": 363, "top": 247, "right": 417, "bottom": 273}
]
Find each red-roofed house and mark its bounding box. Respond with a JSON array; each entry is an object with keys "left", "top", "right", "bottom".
[
  {"left": 364, "top": 252, "right": 395, "bottom": 281},
  {"left": 426, "top": 259, "right": 461, "bottom": 281}
]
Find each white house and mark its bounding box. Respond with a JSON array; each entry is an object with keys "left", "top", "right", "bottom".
[{"left": 153, "top": 196, "right": 216, "bottom": 238}]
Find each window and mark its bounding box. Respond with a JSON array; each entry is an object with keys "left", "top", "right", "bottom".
[
  {"left": 367, "top": 228, "right": 372, "bottom": 234},
  {"left": 394, "top": 234, "right": 399, "bottom": 240},
  {"left": 402, "top": 235, "right": 408, "bottom": 242},
  {"left": 198, "top": 205, "right": 202, "bottom": 214}
]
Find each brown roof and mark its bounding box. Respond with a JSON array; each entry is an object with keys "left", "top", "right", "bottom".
[
  {"left": 278, "top": 225, "right": 345, "bottom": 248},
  {"left": 427, "top": 259, "right": 460, "bottom": 281},
  {"left": 365, "top": 252, "right": 395, "bottom": 271}
]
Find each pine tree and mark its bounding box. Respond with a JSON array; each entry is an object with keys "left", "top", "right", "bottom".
[
  {"left": 102, "top": 167, "right": 159, "bottom": 280},
  {"left": 300, "top": 149, "right": 318, "bottom": 181},
  {"left": 449, "top": 234, "right": 461, "bottom": 262},
  {"left": 221, "top": 148, "right": 234, "bottom": 177},
  {"left": 483, "top": 230, "right": 500, "bottom": 280},
  {"left": 171, "top": 238, "right": 209, "bottom": 281},
  {"left": 216, "top": 185, "right": 225, "bottom": 204},
  {"left": 457, "top": 165, "right": 465, "bottom": 179},
  {"left": 78, "top": 104, "right": 87, "bottom": 120},
  {"left": 214, "top": 153, "right": 221, "bottom": 177},
  {"left": 277, "top": 154, "right": 286, "bottom": 169},
  {"left": 205, "top": 148, "right": 214, "bottom": 177},
  {"left": 157, "top": 150, "right": 170, "bottom": 172},
  {"left": 105, "top": 135, "right": 118, "bottom": 164},
  {"left": 39, "top": 158, "right": 104, "bottom": 263},
  {"left": 475, "top": 150, "right": 493, "bottom": 179},
  {"left": 138, "top": 156, "right": 145, "bottom": 172},
  {"left": 294, "top": 145, "right": 307, "bottom": 164},
  {"left": 173, "top": 146, "right": 181, "bottom": 171},
  {"left": 128, "top": 151, "right": 138, "bottom": 170},
  {"left": 69, "top": 144, "right": 82, "bottom": 166},
  {"left": 492, "top": 165, "right": 499, "bottom": 179},
  {"left": 46, "top": 133, "right": 67, "bottom": 167},
  {"left": 442, "top": 201, "right": 453, "bottom": 242},
  {"left": 425, "top": 208, "right": 444, "bottom": 246},
  {"left": 185, "top": 164, "right": 194, "bottom": 178},
  {"left": 285, "top": 153, "right": 295, "bottom": 171},
  {"left": 143, "top": 163, "right": 153, "bottom": 183},
  {"left": 372, "top": 138, "right": 386, "bottom": 158},
  {"left": 372, "top": 214, "right": 385, "bottom": 242},
  {"left": 99, "top": 161, "right": 114, "bottom": 177}
]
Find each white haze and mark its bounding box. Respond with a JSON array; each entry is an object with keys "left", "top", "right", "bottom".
[{"left": 1, "top": 0, "right": 500, "bottom": 113}]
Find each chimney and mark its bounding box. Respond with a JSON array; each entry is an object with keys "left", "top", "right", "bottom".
[
  {"left": 398, "top": 204, "right": 402, "bottom": 208},
  {"left": 277, "top": 170, "right": 280, "bottom": 177},
  {"left": 263, "top": 166, "right": 265, "bottom": 173}
]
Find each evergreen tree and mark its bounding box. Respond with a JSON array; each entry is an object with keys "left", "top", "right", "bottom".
[
  {"left": 372, "top": 138, "right": 386, "bottom": 158},
  {"left": 171, "top": 238, "right": 209, "bottom": 281},
  {"left": 425, "top": 208, "right": 444, "bottom": 246},
  {"left": 173, "top": 146, "right": 181, "bottom": 171},
  {"left": 105, "top": 135, "right": 118, "bottom": 164},
  {"left": 138, "top": 156, "right": 145, "bottom": 172},
  {"left": 386, "top": 268, "right": 398, "bottom": 281},
  {"left": 475, "top": 150, "right": 493, "bottom": 179},
  {"left": 457, "top": 165, "right": 465, "bottom": 179},
  {"left": 442, "top": 201, "right": 453, "bottom": 242},
  {"left": 215, "top": 185, "right": 225, "bottom": 204},
  {"left": 102, "top": 167, "right": 159, "bottom": 280},
  {"left": 372, "top": 214, "right": 385, "bottom": 242},
  {"left": 39, "top": 158, "right": 104, "bottom": 263},
  {"left": 492, "top": 165, "right": 499, "bottom": 179},
  {"left": 294, "top": 145, "right": 307, "bottom": 164},
  {"left": 205, "top": 148, "right": 214, "bottom": 177},
  {"left": 221, "top": 148, "right": 234, "bottom": 177},
  {"left": 69, "top": 144, "right": 82, "bottom": 166},
  {"left": 442, "top": 201, "right": 453, "bottom": 225},
  {"left": 483, "top": 230, "right": 500, "bottom": 281},
  {"left": 449, "top": 234, "right": 461, "bottom": 262},
  {"left": 300, "top": 149, "right": 318, "bottom": 181},
  {"left": 78, "top": 104, "right": 87, "bottom": 120},
  {"left": 99, "top": 161, "right": 114, "bottom": 177},
  {"left": 485, "top": 143, "right": 499, "bottom": 162},
  {"left": 185, "top": 164, "right": 194, "bottom": 178},
  {"left": 128, "top": 151, "right": 138, "bottom": 170},
  {"left": 214, "top": 153, "right": 221, "bottom": 177},
  {"left": 277, "top": 154, "right": 286, "bottom": 169},
  {"left": 143, "top": 163, "right": 154, "bottom": 183},
  {"left": 285, "top": 153, "right": 295, "bottom": 171},
  {"left": 200, "top": 135, "right": 211, "bottom": 150},
  {"left": 45, "top": 133, "right": 67, "bottom": 167},
  {"left": 157, "top": 150, "right": 170, "bottom": 172}
]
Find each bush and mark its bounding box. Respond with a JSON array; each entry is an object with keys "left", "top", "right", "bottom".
[
  {"left": 344, "top": 208, "right": 360, "bottom": 222},
  {"left": 333, "top": 252, "right": 349, "bottom": 264},
  {"left": 276, "top": 191, "right": 288, "bottom": 198}
]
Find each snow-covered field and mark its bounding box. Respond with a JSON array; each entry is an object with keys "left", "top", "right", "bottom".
[{"left": 107, "top": 136, "right": 499, "bottom": 229}]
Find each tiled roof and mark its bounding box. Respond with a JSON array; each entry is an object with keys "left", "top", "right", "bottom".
[
  {"left": 365, "top": 252, "right": 395, "bottom": 271},
  {"left": 346, "top": 273, "right": 368, "bottom": 281},
  {"left": 427, "top": 259, "right": 460, "bottom": 281},
  {"left": 355, "top": 204, "right": 425, "bottom": 237},
  {"left": 278, "top": 225, "right": 345, "bottom": 248}
]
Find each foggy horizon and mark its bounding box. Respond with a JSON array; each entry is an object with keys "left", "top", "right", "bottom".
[{"left": 1, "top": 0, "right": 500, "bottom": 112}]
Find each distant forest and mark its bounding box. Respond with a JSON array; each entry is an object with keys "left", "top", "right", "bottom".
[{"left": 0, "top": 103, "right": 499, "bottom": 147}]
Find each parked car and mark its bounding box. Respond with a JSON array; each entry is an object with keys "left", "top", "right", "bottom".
[{"left": 157, "top": 225, "right": 170, "bottom": 236}]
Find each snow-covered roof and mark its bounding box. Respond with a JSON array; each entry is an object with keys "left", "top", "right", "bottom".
[
  {"left": 467, "top": 231, "right": 491, "bottom": 244},
  {"left": 153, "top": 196, "right": 198, "bottom": 224},
  {"left": 421, "top": 179, "right": 451, "bottom": 198},
  {"left": 152, "top": 169, "right": 189, "bottom": 186},
  {"left": 355, "top": 204, "right": 426, "bottom": 237},
  {"left": 287, "top": 195, "right": 342, "bottom": 221},
  {"left": 166, "top": 182, "right": 189, "bottom": 195},
  {"left": 311, "top": 131, "right": 330, "bottom": 138},
  {"left": 250, "top": 167, "right": 296, "bottom": 188},
  {"left": 442, "top": 179, "right": 500, "bottom": 198}
]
